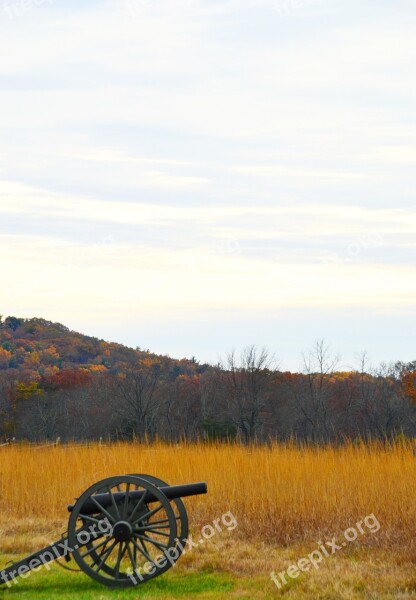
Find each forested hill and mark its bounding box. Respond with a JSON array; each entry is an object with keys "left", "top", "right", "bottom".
[
  {"left": 0, "top": 315, "right": 209, "bottom": 442},
  {"left": 0, "top": 315, "right": 204, "bottom": 381},
  {"left": 0, "top": 315, "right": 415, "bottom": 443}
]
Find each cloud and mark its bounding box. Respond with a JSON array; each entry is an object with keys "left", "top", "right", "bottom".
[
  {"left": 0, "top": 0, "right": 415, "bottom": 362},
  {"left": 1, "top": 229, "right": 415, "bottom": 321},
  {"left": 1, "top": 179, "right": 416, "bottom": 234}
]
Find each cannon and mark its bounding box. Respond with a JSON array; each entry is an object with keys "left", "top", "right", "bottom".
[{"left": 0, "top": 474, "right": 207, "bottom": 588}]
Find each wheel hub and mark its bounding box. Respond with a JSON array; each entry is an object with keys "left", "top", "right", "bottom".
[{"left": 113, "top": 521, "right": 133, "bottom": 542}]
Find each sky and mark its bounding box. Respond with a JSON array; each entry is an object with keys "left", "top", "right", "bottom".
[{"left": 0, "top": 0, "right": 415, "bottom": 371}]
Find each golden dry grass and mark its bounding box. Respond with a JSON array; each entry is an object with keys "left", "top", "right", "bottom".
[
  {"left": 0, "top": 439, "right": 415, "bottom": 555},
  {"left": 1, "top": 441, "right": 416, "bottom": 598}
]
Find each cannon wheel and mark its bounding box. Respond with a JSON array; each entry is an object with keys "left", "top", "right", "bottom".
[
  {"left": 85, "top": 474, "right": 189, "bottom": 579},
  {"left": 68, "top": 475, "right": 177, "bottom": 588}
]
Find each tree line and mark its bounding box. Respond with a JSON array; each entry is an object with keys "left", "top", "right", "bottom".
[{"left": 0, "top": 317, "right": 415, "bottom": 443}]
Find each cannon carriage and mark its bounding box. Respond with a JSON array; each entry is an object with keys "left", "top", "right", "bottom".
[{"left": 0, "top": 474, "right": 207, "bottom": 588}]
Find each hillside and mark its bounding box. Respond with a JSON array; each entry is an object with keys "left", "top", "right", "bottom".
[
  {"left": 0, "top": 315, "right": 203, "bottom": 382},
  {"left": 0, "top": 315, "right": 213, "bottom": 442}
]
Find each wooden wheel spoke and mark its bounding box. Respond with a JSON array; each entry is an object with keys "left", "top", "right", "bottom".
[
  {"left": 79, "top": 513, "right": 107, "bottom": 527},
  {"left": 79, "top": 536, "right": 109, "bottom": 559},
  {"left": 90, "top": 495, "right": 116, "bottom": 524},
  {"left": 89, "top": 539, "right": 111, "bottom": 565},
  {"left": 123, "top": 482, "right": 131, "bottom": 519},
  {"left": 132, "top": 537, "right": 153, "bottom": 563},
  {"left": 135, "top": 533, "right": 169, "bottom": 552},
  {"left": 126, "top": 541, "right": 138, "bottom": 573},
  {"left": 137, "top": 526, "right": 170, "bottom": 537},
  {"left": 145, "top": 517, "right": 172, "bottom": 526},
  {"left": 107, "top": 485, "right": 122, "bottom": 521},
  {"left": 94, "top": 539, "right": 118, "bottom": 573},
  {"left": 114, "top": 542, "right": 127, "bottom": 578},
  {"left": 132, "top": 502, "right": 164, "bottom": 526},
  {"left": 128, "top": 490, "right": 148, "bottom": 523},
  {"left": 138, "top": 522, "right": 171, "bottom": 531},
  {"left": 133, "top": 540, "right": 138, "bottom": 567}
]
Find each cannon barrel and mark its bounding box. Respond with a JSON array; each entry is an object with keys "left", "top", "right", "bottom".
[{"left": 68, "top": 481, "right": 207, "bottom": 515}]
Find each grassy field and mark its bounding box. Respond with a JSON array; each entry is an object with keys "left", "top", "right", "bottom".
[{"left": 1, "top": 440, "right": 416, "bottom": 598}]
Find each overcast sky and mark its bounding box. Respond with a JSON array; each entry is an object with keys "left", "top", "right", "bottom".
[{"left": 0, "top": 0, "right": 415, "bottom": 370}]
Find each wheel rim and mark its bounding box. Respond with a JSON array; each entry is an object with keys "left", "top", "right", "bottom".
[{"left": 68, "top": 476, "right": 177, "bottom": 588}]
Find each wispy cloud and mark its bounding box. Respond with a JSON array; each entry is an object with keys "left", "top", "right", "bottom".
[
  {"left": 0, "top": 0, "right": 415, "bottom": 364},
  {"left": 2, "top": 180, "right": 416, "bottom": 238}
]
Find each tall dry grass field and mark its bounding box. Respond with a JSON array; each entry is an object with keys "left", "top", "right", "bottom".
[{"left": 0, "top": 440, "right": 415, "bottom": 555}]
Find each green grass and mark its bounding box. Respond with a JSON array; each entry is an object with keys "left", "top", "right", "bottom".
[
  {"left": 2, "top": 545, "right": 416, "bottom": 600},
  {"left": 0, "top": 559, "right": 234, "bottom": 600}
]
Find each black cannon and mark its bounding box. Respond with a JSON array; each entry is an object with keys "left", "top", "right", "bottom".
[{"left": 0, "top": 474, "right": 207, "bottom": 588}]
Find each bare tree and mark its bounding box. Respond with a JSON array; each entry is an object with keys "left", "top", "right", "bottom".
[
  {"left": 353, "top": 361, "right": 414, "bottom": 439},
  {"left": 220, "top": 345, "right": 278, "bottom": 443},
  {"left": 160, "top": 375, "right": 203, "bottom": 441},
  {"left": 289, "top": 340, "right": 340, "bottom": 441},
  {"left": 114, "top": 360, "right": 162, "bottom": 440}
]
